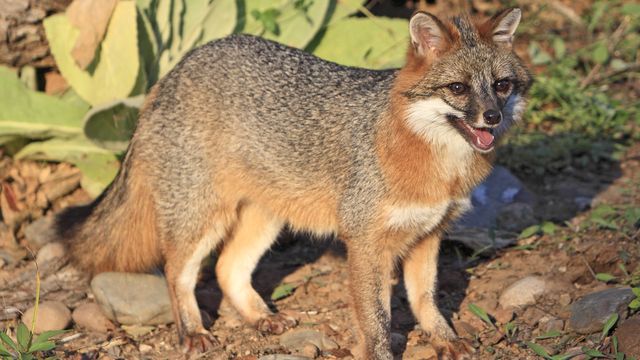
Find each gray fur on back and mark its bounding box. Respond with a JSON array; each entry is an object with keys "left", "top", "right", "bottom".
[{"left": 136, "top": 35, "right": 397, "bottom": 232}]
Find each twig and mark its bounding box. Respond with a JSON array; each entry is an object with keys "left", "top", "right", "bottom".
[
  {"left": 589, "top": 63, "right": 640, "bottom": 85},
  {"left": 547, "top": 0, "right": 585, "bottom": 26},
  {"left": 72, "top": 337, "right": 129, "bottom": 353},
  {"left": 59, "top": 333, "right": 83, "bottom": 343},
  {"left": 581, "top": 17, "right": 630, "bottom": 89},
  {"left": 581, "top": 255, "right": 597, "bottom": 280}
]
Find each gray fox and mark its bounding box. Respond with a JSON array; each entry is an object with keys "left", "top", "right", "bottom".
[{"left": 54, "top": 7, "right": 531, "bottom": 359}]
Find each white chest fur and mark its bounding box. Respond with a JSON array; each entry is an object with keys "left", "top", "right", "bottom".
[{"left": 385, "top": 198, "right": 471, "bottom": 233}]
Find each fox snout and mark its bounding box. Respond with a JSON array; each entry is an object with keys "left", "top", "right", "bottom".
[{"left": 482, "top": 109, "right": 501, "bottom": 126}]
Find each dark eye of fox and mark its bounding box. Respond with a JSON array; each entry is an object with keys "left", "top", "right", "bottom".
[
  {"left": 494, "top": 79, "right": 511, "bottom": 93},
  {"left": 448, "top": 82, "right": 467, "bottom": 95}
]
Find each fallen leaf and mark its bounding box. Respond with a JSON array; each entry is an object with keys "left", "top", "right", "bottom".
[{"left": 66, "top": 0, "right": 118, "bottom": 69}]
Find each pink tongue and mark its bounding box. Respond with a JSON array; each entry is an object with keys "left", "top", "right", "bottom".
[{"left": 472, "top": 128, "right": 495, "bottom": 147}]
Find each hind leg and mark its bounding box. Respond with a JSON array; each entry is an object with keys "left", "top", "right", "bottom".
[
  {"left": 164, "top": 222, "right": 227, "bottom": 352},
  {"left": 215, "top": 204, "right": 296, "bottom": 334}
]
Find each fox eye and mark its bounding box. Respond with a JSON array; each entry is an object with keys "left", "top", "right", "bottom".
[
  {"left": 448, "top": 82, "right": 467, "bottom": 95},
  {"left": 494, "top": 79, "right": 511, "bottom": 93}
]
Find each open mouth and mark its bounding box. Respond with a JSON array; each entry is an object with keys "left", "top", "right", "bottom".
[{"left": 449, "top": 117, "right": 495, "bottom": 152}]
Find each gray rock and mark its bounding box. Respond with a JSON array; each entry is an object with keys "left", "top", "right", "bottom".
[
  {"left": 446, "top": 227, "right": 517, "bottom": 252},
  {"left": 569, "top": 288, "right": 635, "bottom": 334},
  {"left": 540, "top": 317, "right": 564, "bottom": 333},
  {"left": 24, "top": 216, "right": 56, "bottom": 248},
  {"left": 499, "top": 276, "right": 548, "bottom": 308},
  {"left": 36, "top": 242, "right": 65, "bottom": 264},
  {"left": 496, "top": 202, "right": 537, "bottom": 232},
  {"left": 456, "top": 166, "right": 536, "bottom": 229},
  {"left": 72, "top": 302, "right": 115, "bottom": 333},
  {"left": 280, "top": 329, "right": 339, "bottom": 353},
  {"left": 22, "top": 301, "right": 71, "bottom": 333},
  {"left": 615, "top": 317, "right": 640, "bottom": 357},
  {"left": 91, "top": 272, "right": 173, "bottom": 325}
]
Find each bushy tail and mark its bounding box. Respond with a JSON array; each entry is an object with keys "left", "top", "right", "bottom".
[{"left": 54, "top": 149, "right": 162, "bottom": 274}]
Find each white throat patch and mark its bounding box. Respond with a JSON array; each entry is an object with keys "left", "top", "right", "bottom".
[
  {"left": 405, "top": 98, "right": 474, "bottom": 175},
  {"left": 386, "top": 201, "right": 450, "bottom": 232}
]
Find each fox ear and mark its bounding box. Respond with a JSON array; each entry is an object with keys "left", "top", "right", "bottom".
[
  {"left": 409, "top": 12, "right": 450, "bottom": 57},
  {"left": 488, "top": 8, "right": 521, "bottom": 48}
]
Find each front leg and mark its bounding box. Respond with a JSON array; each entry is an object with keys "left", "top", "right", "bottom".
[
  {"left": 346, "top": 235, "right": 395, "bottom": 360},
  {"left": 403, "top": 233, "right": 474, "bottom": 359}
]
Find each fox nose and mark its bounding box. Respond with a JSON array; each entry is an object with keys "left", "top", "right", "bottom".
[{"left": 483, "top": 110, "right": 501, "bottom": 125}]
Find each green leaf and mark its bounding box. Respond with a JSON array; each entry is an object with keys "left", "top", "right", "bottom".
[
  {"left": 621, "top": 3, "right": 640, "bottom": 16},
  {"left": 629, "top": 298, "right": 640, "bottom": 310},
  {"left": 613, "top": 335, "right": 619, "bottom": 354},
  {"left": 602, "top": 313, "right": 619, "bottom": 339},
  {"left": 271, "top": 283, "right": 296, "bottom": 301},
  {"left": 582, "top": 347, "right": 606, "bottom": 357},
  {"left": 596, "top": 273, "right": 617, "bottom": 283},
  {"left": 541, "top": 221, "right": 556, "bottom": 235},
  {"left": 83, "top": 96, "right": 143, "bottom": 151},
  {"left": 0, "top": 332, "right": 18, "bottom": 353},
  {"left": 328, "top": 0, "right": 365, "bottom": 24},
  {"left": 198, "top": 0, "right": 237, "bottom": 45},
  {"left": 467, "top": 303, "right": 494, "bottom": 328},
  {"left": 624, "top": 208, "right": 640, "bottom": 227},
  {"left": 44, "top": 1, "right": 140, "bottom": 106},
  {"left": 74, "top": 153, "right": 120, "bottom": 197},
  {"left": 615, "top": 353, "right": 624, "bottom": 360},
  {"left": 592, "top": 218, "right": 619, "bottom": 230},
  {"left": 15, "top": 136, "right": 112, "bottom": 162},
  {"left": 28, "top": 340, "right": 56, "bottom": 352},
  {"left": 519, "top": 225, "right": 540, "bottom": 239},
  {"left": 592, "top": 43, "right": 609, "bottom": 65},
  {"left": 243, "top": 0, "right": 331, "bottom": 49},
  {"left": 526, "top": 341, "right": 551, "bottom": 359},
  {"left": 313, "top": 17, "right": 409, "bottom": 69},
  {"left": 550, "top": 354, "right": 574, "bottom": 360},
  {"left": 632, "top": 287, "right": 640, "bottom": 297},
  {"left": 528, "top": 42, "right": 552, "bottom": 65},
  {"left": 0, "top": 343, "right": 12, "bottom": 357},
  {"left": 536, "top": 330, "right": 562, "bottom": 340},
  {"left": 32, "top": 330, "right": 68, "bottom": 345},
  {"left": 0, "top": 66, "right": 88, "bottom": 139},
  {"left": 552, "top": 37, "right": 566, "bottom": 59},
  {"left": 16, "top": 323, "right": 31, "bottom": 351}
]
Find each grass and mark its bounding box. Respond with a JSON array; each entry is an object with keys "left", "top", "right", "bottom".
[
  {"left": 499, "top": 0, "right": 639, "bottom": 177},
  {"left": 0, "top": 257, "right": 66, "bottom": 359}
]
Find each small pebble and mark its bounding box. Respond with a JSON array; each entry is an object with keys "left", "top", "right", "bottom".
[
  {"left": 301, "top": 343, "right": 319, "bottom": 358},
  {"left": 498, "top": 276, "right": 548, "bottom": 308},
  {"left": 72, "top": 302, "right": 115, "bottom": 333},
  {"left": 139, "top": 344, "right": 153, "bottom": 353},
  {"left": 22, "top": 301, "right": 71, "bottom": 333}
]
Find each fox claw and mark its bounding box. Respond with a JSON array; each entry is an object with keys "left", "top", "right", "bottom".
[
  {"left": 256, "top": 313, "right": 298, "bottom": 335},
  {"left": 182, "top": 332, "right": 219, "bottom": 354}
]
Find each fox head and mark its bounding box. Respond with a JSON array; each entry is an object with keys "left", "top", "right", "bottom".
[{"left": 395, "top": 8, "right": 532, "bottom": 154}]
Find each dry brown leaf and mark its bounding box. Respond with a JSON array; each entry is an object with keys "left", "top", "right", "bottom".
[{"left": 66, "top": 0, "right": 118, "bottom": 69}]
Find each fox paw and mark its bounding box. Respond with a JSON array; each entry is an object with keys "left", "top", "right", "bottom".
[
  {"left": 256, "top": 313, "right": 298, "bottom": 335},
  {"left": 181, "top": 332, "right": 219, "bottom": 354},
  {"left": 433, "top": 337, "right": 475, "bottom": 360}
]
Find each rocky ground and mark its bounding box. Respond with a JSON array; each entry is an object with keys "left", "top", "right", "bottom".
[{"left": 0, "top": 143, "right": 639, "bottom": 360}]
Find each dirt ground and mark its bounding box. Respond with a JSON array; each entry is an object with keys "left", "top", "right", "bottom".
[{"left": 0, "top": 142, "right": 638, "bottom": 359}]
